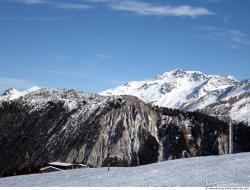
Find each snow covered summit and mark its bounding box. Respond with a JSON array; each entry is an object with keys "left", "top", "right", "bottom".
[
  {"left": 100, "top": 68, "right": 250, "bottom": 123},
  {"left": 0, "top": 87, "right": 40, "bottom": 101}
]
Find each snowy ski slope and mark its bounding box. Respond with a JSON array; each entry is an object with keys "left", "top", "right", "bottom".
[{"left": 0, "top": 152, "right": 249, "bottom": 187}]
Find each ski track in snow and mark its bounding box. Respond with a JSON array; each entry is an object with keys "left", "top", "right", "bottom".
[{"left": 0, "top": 153, "right": 250, "bottom": 187}]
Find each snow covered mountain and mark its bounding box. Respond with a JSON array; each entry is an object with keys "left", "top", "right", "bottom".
[
  {"left": 0, "top": 87, "right": 40, "bottom": 101},
  {"left": 1, "top": 88, "right": 250, "bottom": 177},
  {"left": 100, "top": 69, "right": 250, "bottom": 123},
  {"left": 201, "top": 91, "right": 250, "bottom": 123},
  {"left": 1, "top": 152, "right": 249, "bottom": 186}
]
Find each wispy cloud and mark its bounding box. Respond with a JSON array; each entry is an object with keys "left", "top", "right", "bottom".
[
  {"left": 0, "top": 77, "right": 35, "bottom": 92},
  {"left": 106, "top": 79, "right": 126, "bottom": 85},
  {"left": 3, "top": 0, "right": 90, "bottom": 10},
  {"left": 198, "top": 26, "right": 250, "bottom": 48},
  {"left": 106, "top": 0, "right": 215, "bottom": 18},
  {"left": 22, "top": 0, "right": 44, "bottom": 4},
  {"left": 3, "top": 0, "right": 215, "bottom": 17},
  {"left": 2, "top": 0, "right": 46, "bottom": 4},
  {"left": 208, "top": 0, "right": 223, "bottom": 3},
  {"left": 55, "top": 3, "right": 90, "bottom": 10},
  {"left": 0, "top": 17, "right": 68, "bottom": 21},
  {"left": 222, "top": 14, "right": 232, "bottom": 23},
  {"left": 96, "top": 53, "right": 112, "bottom": 59},
  {"left": 46, "top": 70, "right": 109, "bottom": 79},
  {"left": 45, "top": 70, "right": 125, "bottom": 88}
]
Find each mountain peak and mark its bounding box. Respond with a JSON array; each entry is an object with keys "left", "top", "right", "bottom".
[
  {"left": 100, "top": 69, "right": 250, "bottom": 123},
  {"left": 171, "top": 68, "right": 185, "bottom": 74},
  {"left": 155, "top": 68, "right": 206, "bottom": 81},
  {"left": 227, "top": 75, "right": 237, "bottom": 81},
  {"left": 0, "top": 86, "right": 40, "bottom": 101},
  {"left": 155, "top": 68, "right": 186, "bottom": 80},
  {"left": 1, "top": 88, "right": 20, "bottom": 96}
]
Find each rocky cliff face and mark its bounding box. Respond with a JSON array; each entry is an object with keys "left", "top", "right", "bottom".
[{"left": 0, "top": 88, "right": 249, "bottom": 177}]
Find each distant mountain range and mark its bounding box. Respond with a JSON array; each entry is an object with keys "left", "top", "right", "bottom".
[
  {"left": 1, "top": 68, "right": 249, "bottom": 123},
  {"left": 1, "top": 88, "right": 250, "bottom": 177},
  {"left": 100, "top": 68, "right": 250, "bottom": 123},
  {"left": 0, "top": 71, "right": 250, "bottom": 177}
]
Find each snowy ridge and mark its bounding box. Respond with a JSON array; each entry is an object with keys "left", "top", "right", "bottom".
[
  {"left": 0, "top": 87, "right": 122, "bottom": 114},
  {"left": 100, "top": 68, "right": 250, "bottom": 123},
  {"left": 0, "top": 87, "right": 250, "bottom": 179},
  {"left": 0, "top": 152, "right": 249, "bottom": 187},
  {"left": 0, "top": 87, "right": 40, "bottom": 101},
  {"left": 201, "top": 91, "right": 250, "bottom": 123}
]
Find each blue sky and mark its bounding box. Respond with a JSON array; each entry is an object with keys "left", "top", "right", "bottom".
[{"left": 0, "top": 0, "right": 250, "bottom": 93}]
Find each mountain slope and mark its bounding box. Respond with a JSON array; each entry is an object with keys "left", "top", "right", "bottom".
[
  {"left": 1, "top": 88, "right": 250, "bottom": 177},
  {"left": 100, "top": 69, "right": 250, "bottom": 123},
  {"left": 0, "top": 87, "right": 40, "bottom": 101},
  {"left": 201, "top": 91, "right": 250, "bottom": 123},
  {"left": 0, "top": 152, "right": 249, "bottom": 187}
]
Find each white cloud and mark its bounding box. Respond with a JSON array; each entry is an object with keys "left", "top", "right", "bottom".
[
  {"left": 3, "top": 0, "right": 47, "bottom": 4},
  {"left": 3, "top": 0, "right": 90, "bottom": 10},
  {"left": 0, "top": 17, "right": 67, "bottom": 21},
  {"left": 198, "top": 26, "right": 250, "bottom": 48},
  {"left": 3, "top": 0, "right": 215, "bottom": 17},
  {"left": 108, "top": 1, "right": 215, "bottom": 18},
  {"left": 55, "top": 3, "right": 90, "bottom": 10},
  {"left": 23, "top": 0, "right": 45, "bottom": 4}
]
